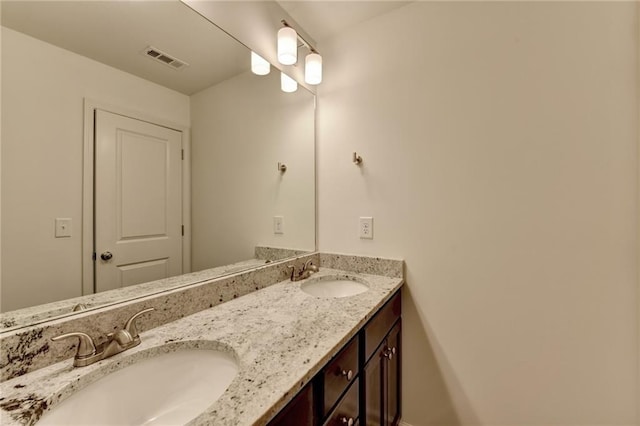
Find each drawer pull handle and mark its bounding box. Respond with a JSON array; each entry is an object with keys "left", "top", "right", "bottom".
[
  {"left": 340, "top": 417, "right": 355, "bottom": 426},
  {"left": 341, "top": 369, "right": 353, "bottom": 381}
]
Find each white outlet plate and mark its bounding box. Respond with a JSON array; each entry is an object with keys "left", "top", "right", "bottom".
[
  {"left": 273, "top": 216, "right": 284, "bottom": 234},
  {"left": 359, "top": 217, "right": 373, "bottom": 239},
  {"left": 55, "top": 218, "right": 72, "bottom": 238}
]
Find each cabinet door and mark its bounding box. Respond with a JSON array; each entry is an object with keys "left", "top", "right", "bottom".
[
  {"left": 364, "top": 320, "right": 402, "bottom": 426},
  {"left": 385, "top": 322, "right": 401, "bottom": 426},
  {"left": 364, "top": 349, "right": 384, "bottom": 425}
]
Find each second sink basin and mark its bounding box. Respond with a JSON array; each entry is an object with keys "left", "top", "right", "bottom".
[
  {"left": 301, "top": 275, "right": 369, "bottom": 298},
  {"left": 37, "top": 347, "right": 238, "bottom": 425}
]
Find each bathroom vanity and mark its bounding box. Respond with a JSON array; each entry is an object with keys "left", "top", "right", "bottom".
[
  {"left": 0, "top": 255, "right": 403, "bottom": 426},
  {"left": 269, "top": 291, "right": 401, "bottom": 426}
]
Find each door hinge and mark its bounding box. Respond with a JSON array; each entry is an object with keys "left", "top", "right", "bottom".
[
  {"left": 181, "top": 225, "right": 184, "bottom": 236},
  {"left": 181, "top": 149, "right": 184, "bottom": 160},
  {"left": 92, "top": 252, "right": 96, "bottom": 261}
]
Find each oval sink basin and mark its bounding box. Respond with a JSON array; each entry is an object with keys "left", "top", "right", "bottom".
[
  {"left": 38, "top": 348, "right": 238, "bottom": 425},
  {"left": 301, "top": 275, "right": 369, "bottom": 298}
]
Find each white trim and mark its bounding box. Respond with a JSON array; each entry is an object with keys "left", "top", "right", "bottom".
[
  {"left": 398, "top": 421, "right": 413, "bottom": 426},
  {"left": 81, "top": 98, "right": 191, "bottom": 295},
  {"left": 313, "top": 95, "right": 318, "bottom": 254},
  {"left": 636, "top": 4, "right": 640, "bottom": 422},
  {"left": 182, "top": 126, "right": 192, "bottom": 274},
  {"left": 81, "top": 100, "right": 95, "bottom": 296}
]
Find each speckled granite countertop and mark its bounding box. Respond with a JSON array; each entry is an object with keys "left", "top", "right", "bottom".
[
  {"left": 0, "top": 268, "right": 403, "bottom": 426},
  {"left": 0, "top": 258, "right": 270, "bottom": 331}
]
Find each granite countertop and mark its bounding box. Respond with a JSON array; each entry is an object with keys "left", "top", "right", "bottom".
[
  {"left": 0, "top": 258, "right": 270, "bottom": 331},
  {"left": 0, "top": 268, "right": 403, "bottom": 426}
]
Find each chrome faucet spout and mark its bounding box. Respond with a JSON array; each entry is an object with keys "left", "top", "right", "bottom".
[{"left": 289, "top": 260, "right": 319, "bottom": 282}]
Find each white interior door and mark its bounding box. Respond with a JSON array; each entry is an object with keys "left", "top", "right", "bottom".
[{"left": 95, "top": 109, "right": 183, "bottom": 292}]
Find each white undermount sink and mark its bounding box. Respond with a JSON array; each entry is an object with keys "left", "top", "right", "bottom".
[
  {"left": 37, "top": 348, "right": 238, "bottom": 425},
  {"left": 301, "top": 275, "right": 369, "bottom": 298}
]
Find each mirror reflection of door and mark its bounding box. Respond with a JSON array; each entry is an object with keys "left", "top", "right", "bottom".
[{"left": 94, "top": 110, "right": 183, "bottom": 292}]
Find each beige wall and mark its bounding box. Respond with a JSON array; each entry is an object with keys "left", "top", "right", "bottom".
[
  {"left": 317, "top": 2, "right": 638, "bottom": 425},
  {"left": 1, "top": 27, "right": 190, "bottom": 311},
  {"left": 190, "top": 69, "right": 315, "bottom": 271}
]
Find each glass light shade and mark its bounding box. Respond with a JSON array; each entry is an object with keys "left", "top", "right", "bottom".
[
  {"left": 304, "top": 53, "right": 322, "bottom": 85},
  {"left": 281, "top": 72, "right": 298, "bottom": 93},
  {"left": 250, "top": 51, "right": 270, "bottom": 76},
  {"left": 277, "top": 26, "right": 298, "bottom": 65}
]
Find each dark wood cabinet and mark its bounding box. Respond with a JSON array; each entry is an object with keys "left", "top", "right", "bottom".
[
  {"left": 364, "top": 293, "right": 401, "bottom": 362},
  {"left": 323, "top": 337, "right": 359, "bottom": 417},
  {"left": 364, "top": 349, "right": 383, "bottom": 425},
  {"left": 364, "top": 313, "right": 401, "bottom": 426},
  {"left": 267, "top": 290, "right": 401, "bottom": 426},
  {"left": 268, "top": 382, "right": 315, "bottom": 426},
  {"left": 384, "top": 322, "right": 401, "bottom": 425},
  {"left": 324, "top": 377, "right": 359, "bottom": 426}
]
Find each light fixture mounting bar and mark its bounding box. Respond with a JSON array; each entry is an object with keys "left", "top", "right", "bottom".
[{"left": 281, "top": 20, "right": 319, "bottom": 54}]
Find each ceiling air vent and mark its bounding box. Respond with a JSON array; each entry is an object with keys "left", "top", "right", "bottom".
[{"left": 142, "top": 46, "right": 189, "bottom": 70}]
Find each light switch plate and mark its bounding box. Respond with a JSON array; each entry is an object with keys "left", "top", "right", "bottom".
[
  {"left": 273, "top": 216, "right": 284, "bottom": 234},
  {"left": 359, "top": 217, "right": 373, "bottom": 239},
  {"left": 55, "top": 218, "right": 72, "bottom": 238}
]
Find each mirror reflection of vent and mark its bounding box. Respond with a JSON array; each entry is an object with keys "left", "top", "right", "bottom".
[{"left": 142, "top": 46, "right": 189, "bottom": 70}]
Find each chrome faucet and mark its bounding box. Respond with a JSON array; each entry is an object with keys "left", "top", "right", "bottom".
[
  {"left": 288, "top": 259, "right": 319, "bottom": 282},
  {"left": 51, "top": 307, "right": 155, "bottom": 367}
]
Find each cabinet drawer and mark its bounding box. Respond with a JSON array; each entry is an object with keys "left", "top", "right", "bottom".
[
  {"left": 364, "top": 291, "right": 401, "bottom": 362},
  {"left": 323, "top": 336, "right": 359, "bottom": 415},
  {"left": 323, "top": 378, "right": 359, "bottom": 426}
]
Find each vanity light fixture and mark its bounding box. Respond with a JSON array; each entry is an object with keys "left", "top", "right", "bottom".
[
  {"left": 281, "top": 72, "right": 298, "bottom": 93},
  {"left": 251, "top": 51, "right": 270, "bottom": 75},
  {"left": 277, "top": 25, "right": 297, "bottom": 65},
  {"left": 278, "top": 20, "right": 323, "bottom": 86},
  {"left": 304, "top": 52, "right": 322, "bottom": 85}
]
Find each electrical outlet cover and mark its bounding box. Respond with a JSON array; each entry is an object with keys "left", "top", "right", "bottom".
[{"left": 359, "top": 217, "right": 373, "bottom": 239}]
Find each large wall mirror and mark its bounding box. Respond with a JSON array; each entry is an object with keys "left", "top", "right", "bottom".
[{"left": 0, "top": 0, "right": 316, "bottom": 330}]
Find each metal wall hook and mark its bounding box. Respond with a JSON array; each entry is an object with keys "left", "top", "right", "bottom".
[
  {"left": 353, "top": 152, "right": 363, "bottom": 165},
  {"left": 278, "top": 162, "right": 287, "bottom": 173}
]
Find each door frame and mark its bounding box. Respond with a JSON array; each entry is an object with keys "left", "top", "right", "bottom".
[{"left": 82, "top": 98, "right": 191, "bottom": 296}]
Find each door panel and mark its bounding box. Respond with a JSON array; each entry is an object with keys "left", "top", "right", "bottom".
[
  {"left": 95, "top": 110, "right": 182, "bottom": 292},
  {"left": 117, "top": 258, "right": 170, "bottom": 287},
  {"left": 119, "top": 131, "right": 169, "bottom": 238}
]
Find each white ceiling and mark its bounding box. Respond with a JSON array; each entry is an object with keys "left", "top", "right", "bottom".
[
  {"left": 277, "top": 1, "right": 411, "bottom": 43},
  {"left": 1, "top": 1, "right": 249, "bottom": 95}
]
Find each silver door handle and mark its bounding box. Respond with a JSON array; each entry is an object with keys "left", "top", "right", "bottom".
[{"left": 100, "top": 251, "right": 113, "bottom": 261}]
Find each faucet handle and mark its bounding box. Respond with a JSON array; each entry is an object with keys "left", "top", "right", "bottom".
[
  {"left": 51, "top": 332, "right": 97, "bottom": 359},
  {"left": 303, "top": 259, "right": 319, "bottom": 272},
  {"left": 124, "top": 307, "right": 155, "bottom": 339}
]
